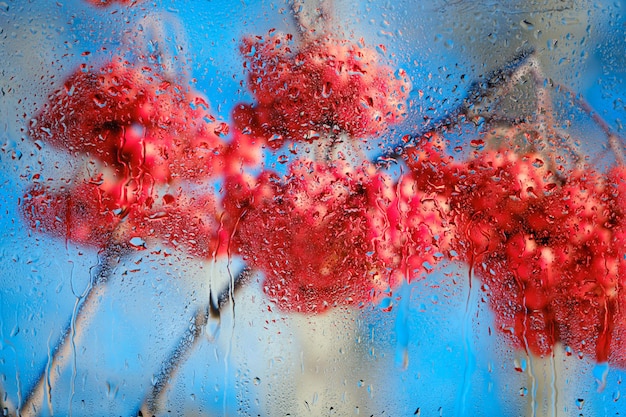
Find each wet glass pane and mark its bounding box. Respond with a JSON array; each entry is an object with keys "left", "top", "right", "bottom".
[{"left": 1, "top": 0, "right": 626, "bottom": 416}]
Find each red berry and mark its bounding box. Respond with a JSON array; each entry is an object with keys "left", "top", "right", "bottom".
[
  {"left": 380, "top": 173, "right": 452, "bottom": 283},
  {"left": 85, "top": 0, "right": 137, "bottom": 7},
  {"left": 405, "top": 142, "right": 621, "bottom": 357}
]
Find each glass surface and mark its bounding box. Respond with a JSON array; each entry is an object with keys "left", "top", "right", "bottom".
[{"left": 2, "top": 0, "right": 626, "bottom": 416}]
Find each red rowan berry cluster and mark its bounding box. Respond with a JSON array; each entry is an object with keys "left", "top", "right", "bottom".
[
  {"left": 22, "top": 58, "right": 237, "bottom": 258},
  {"left": 405, "top": 132, "right": 626, "bottom": 364},
  {"left": 233, "top": 30, "right": 410, "bottom": 148}
]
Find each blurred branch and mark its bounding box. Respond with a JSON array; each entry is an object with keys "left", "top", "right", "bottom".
[
  {"left": 138, "top": 266, "right": 251, "bottom": 416},
  {"left": 19, "top": 245, "right": 127, "bottom": 417},
  {"left": 558, "top": 85, "right": 626, "bottom": 165},
  {"left": 289, "top": 0, "right": 334, "bottom": 40},
  {"left": 378, "top": 46, "right": 538, "bottom": 164},
  {"left": 380, "top": 46, "right": 625, "bottom": 169}
]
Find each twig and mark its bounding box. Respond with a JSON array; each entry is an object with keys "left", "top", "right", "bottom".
[
  {"left": 376, "top": 46, "right": 538, "bottom": 164},
  {"left": 138, "top": 266, "right": 251, "bottom": 416},
  {"left": 460, "top": 46, "right": 537, "bottom": 122},
  {"left": 384, "top": 46, "right": 625, "bottom": 169},
  {"left": 19, "top": 245, "right": 127, "bottom": 417},
  {"left": 557, "top": 85, "right": 626, "bottom": 166},
  {"left": 289, "top": 0, "right": 334, "bottom": 41},
  {"left": 124, "top": 12, "right": 191, "bottom": 84}
]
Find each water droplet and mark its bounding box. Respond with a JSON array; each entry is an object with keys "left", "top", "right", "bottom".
[
  {"left": 64, "top": 83, "right": 76, "bottom": 96},
  {"left": 547, "top": 39, "right": 558, "bottom": 51},
  {"left": 321, "top": 82, "right": 332, "bottom": 98},
  {"left": 513, "top": 358, "right": 527, "bottom": 373},
  {"left": 593, "top": 362, "right": 609, "bottom": 392},
  {"left": 470, "top": 139, "right": 485, "bottom": 149},
  {"left": 379, "top": 297, "right": 393, "bottom": 312},
  {"left": 395, "top": 345, "right": 409, "bottom": 370},
  {"left": 162, "top": 194, "right": 175, "bottom": 205},
  {"left": 129, "top": 236, "right": 147, "bottom": 250},
  {"left": 105, "top": 381, "right": 118, "bottom": 400},
  {"left": 205, "top": 303, "right": 221, "bottom": 342},
  {"left": 213, "top": 122, "right": 229, "bottom": 137},
  {"left": 575, "top": 398, "right": 584, "bottom": 410},
  {"left": 544, "top": 183, "right": 557, "bottom": 192},
  {"left": 305, "top": 131, "right": 320, "bottom": 141},
  {"left": 92, "top": 94, "right": 106, "bottom": 108}
]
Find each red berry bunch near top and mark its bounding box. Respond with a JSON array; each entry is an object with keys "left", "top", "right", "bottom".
[
  {"left": 233, "top": 30, "right": 410, "bottom": 148},
  {"left": 21, "top": 22, "right": 626, "bottom": 371}
]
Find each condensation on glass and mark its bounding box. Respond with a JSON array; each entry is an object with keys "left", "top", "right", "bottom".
[{"left": 1, "top": 0, "right": 625, "bottom": 416}]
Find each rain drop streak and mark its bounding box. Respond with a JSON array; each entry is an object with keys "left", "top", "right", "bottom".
[
  {"left": 457, "top": 252, "right": 478, "bottom": 416},
  {"left": 549, "top": 350, "right": 559, "bottom": 417},
  {"left": 516, "top": 277, "right": 538, "bottom": 417}
]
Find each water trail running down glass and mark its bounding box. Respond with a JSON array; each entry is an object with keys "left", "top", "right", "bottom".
[
  {"left": 394, "top": 283, "right": 411, "bottom": 370},
  {"left": 223, "top": 256, "right": 237, "bottom": 417},
  {"left": 549, "top": 349, "right": 559, "bottom": 417},
  {"left": 44, "top": 331, "right": 54, "bottom": 415},
  {"left": 206, "top": 259, "right": 222, "bottom": 343},
  {"left": 68, "top": 286, "right": 85, "bottom": 417},
  {"left": 457, "top": 265, "right": 478, "bottom": 416},
  {"left": 519, "top": 295, "right": 538, "bottom": 417},
  {"left": 0, "top": 294, "right": 21, "bottom": 415},
  {"left": 68, "top": 257, "right": 93, "bottom": 417}
]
